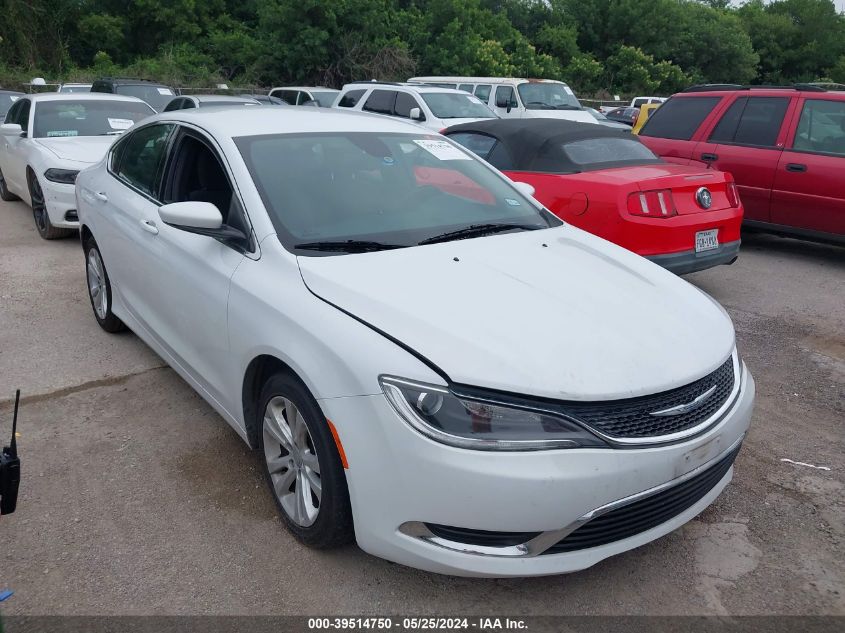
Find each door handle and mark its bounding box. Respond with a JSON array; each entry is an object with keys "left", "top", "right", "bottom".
[
  {"left": 785, "top": 163, "right": 807, "bottom": 173},
  {"left": 701, "top": 153, "right": 719, "bottom": 162},
  {"left": 140, "top": 219, "right": 159, "bottom": 235},
  {"left": 93, "top": 191, "right": 108, "bottom": 202}
]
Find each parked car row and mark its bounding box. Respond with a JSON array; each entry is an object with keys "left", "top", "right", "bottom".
[{"left": 2, "top": 78, "right": 840, "bottom": 577}]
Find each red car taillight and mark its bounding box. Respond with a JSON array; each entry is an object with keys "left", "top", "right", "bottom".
[
  {"left": 726, "top": 181, "right": 740, "bottom": 208},
  {"left": 627, "top": 189, "right": 678, "bottom": 217}
]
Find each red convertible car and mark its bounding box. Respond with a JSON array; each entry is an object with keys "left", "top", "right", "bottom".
[{"left": 445, "top": 119, "right": 744, "bottom": 274}]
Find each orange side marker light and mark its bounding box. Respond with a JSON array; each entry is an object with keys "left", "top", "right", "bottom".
[{"left": 327, "top": 419, "right": 349, "bottom": 469}]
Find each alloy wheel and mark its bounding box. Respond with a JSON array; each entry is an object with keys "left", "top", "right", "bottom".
[
  {"left": 263, "top": 396, "right": 322, "bottom": 527},
  {"left": 86, "top": 249, "right": 108, "bottom": 320}
]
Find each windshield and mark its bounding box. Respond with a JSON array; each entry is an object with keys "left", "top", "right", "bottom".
[
  {"left": 236, "top": 132, "right": 557, "bottom": 253},
  {"left": 115, "top": 84, "right": 175, "bottom": 111},
  {"left": 310, "top": 91, "right": 338, "bottom": 107},
  {"left": 32, "top": 100, "right": 154, "bottom": 138},
  {"left": 517, "top": 83, "right": 581, "bottom": 110},
  {"left": 59, "top": 85, "right": 92, "bottom": 93},
  {"left": 420, "top": 93, "right": 496, "bottom": 119}
]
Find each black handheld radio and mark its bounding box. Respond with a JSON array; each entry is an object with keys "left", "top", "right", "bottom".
[{"left": 0, "top": 390, "right": 21, "bottom": 515}]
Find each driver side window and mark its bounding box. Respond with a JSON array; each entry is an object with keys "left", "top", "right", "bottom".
[{"left": 162, "top": 131, "right": 251, "bottom": 250}]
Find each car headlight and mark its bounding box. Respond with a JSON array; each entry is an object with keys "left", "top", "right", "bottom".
[
  {"left": 44, "top": 168, "right": 79, "bottom": 184},
  {"left": 380, "top": 376, "right": 607, "bottom": 451}
]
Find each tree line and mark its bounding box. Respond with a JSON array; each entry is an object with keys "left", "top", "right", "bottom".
[{"left": 1, "top": 0, "right": 843, "bottom": 96}]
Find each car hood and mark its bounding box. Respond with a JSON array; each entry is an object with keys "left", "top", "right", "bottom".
[
  {"left": 297, "top": 226, "right": 735, "bottom": 401},
  {"left": 522, "top": 109, "right": 598, "bottom": 124},
  {"left": 34, "top": 136, "right": 117, "bottom": 163}
]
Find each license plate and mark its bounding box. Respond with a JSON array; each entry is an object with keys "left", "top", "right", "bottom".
[
  {"left": 676, "top": 435, "right": 723, "bottom": 477},
  {"left": 695, "top": 229, "right": 719, "bottom": 253}
]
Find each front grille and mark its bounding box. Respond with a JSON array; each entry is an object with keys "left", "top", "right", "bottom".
[
  {"left": 425, "top": 524, "right": 540, "bottom": 548},
  {"left": 542, "top": 443, "right": 741, "bottom": 554},
  {"left": 560, "top": 356, "right": 735, "bottom": 439}
]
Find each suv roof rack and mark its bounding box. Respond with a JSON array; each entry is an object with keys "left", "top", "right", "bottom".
[
  {"left": 95, "top": 77, "right": 166, "bottom": 84},
  {"left": 683, "top": 83, "right": 827, "bottom": 93},
  {"left": 347, "top": 81, "right": 406, "bottom": 87}
]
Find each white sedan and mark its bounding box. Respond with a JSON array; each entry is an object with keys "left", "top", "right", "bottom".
[
  {"left": 0, "top": 93, "right": 154, "bottom": 238},
  {"left": 76, "top": 107, "right": 755, "bottom": 577}
]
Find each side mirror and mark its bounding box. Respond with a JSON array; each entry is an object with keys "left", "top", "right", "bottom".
[
  {"left": 0, "top": 123, "right": 23, "bottom": 137},
  {"left": 158, "top": 201, "right": 247, "bottom": 241},
  {"left": 506, "top": 102, "right": 513, "bottom": 114},
  {"left": 159, "top": 201, "right": 222, "bottom": 229},
  {"left": 409, "top": 107, "right": 424, "bottom": 121},
  {"left": 512, "top": 181, "right": 536, "bottom": 198}
]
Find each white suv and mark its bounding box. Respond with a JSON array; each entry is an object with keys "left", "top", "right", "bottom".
[
  {"left": 333, "top": 82, "right": 497, "bottom": 132},
  {"left": 408, "top": 76, "right": 597, "bottom": 124}
]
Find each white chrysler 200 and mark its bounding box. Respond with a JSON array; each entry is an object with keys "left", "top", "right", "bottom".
[{"left": 75, "top": 107, "right": 755, "bottom": 577}]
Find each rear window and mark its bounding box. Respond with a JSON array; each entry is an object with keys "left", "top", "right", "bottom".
[
  {"left": 337, "top": 89, "right": 366, "bottom": 108},
  {"left": 310, "top": 91, "right": 338, "bottom": 107},
  {"left": 532, "top": 137, "right": 660, "bottom": 173},
  {"left": 363, "top": 90, "right": 395, "bottom": 114},
  {"left": 115, "top": 84, "right": 174, "bottom": 112},
  {"left": 640, "top": 96, "right": 721, "bottom": 140}
]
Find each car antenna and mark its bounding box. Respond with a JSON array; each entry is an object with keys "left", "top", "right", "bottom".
[{"left": 0, "top": 389, "right": 21, "bottom": 515}]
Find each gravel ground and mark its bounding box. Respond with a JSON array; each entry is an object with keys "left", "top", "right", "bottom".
[{"left": 0, "top": 199, "right": 842, "bottom": 615}]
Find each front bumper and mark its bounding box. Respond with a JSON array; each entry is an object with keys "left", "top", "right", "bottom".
[
  {"left": 320, "top": 363, "right": 755, "bottom": 577},
  {"left": 41, "top": 179, "right": 79, "bottom": 229},
  {"left": 647, "top": 240, "right": 741, "bottom": 275}
]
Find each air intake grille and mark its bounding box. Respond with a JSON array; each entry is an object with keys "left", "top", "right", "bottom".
[{"left": 542, "top": 443, "right": 741, "bottom": 554}]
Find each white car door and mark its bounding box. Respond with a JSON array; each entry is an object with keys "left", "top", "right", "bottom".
[
  {"left": 0, "top": 98, "right": 32, "bottom": 195},
  {"left": 128, "top": 126, "right": 247, "bottom": 407},
  {"left": 83, "top": 123, "right": 176, "bottom": 320}
]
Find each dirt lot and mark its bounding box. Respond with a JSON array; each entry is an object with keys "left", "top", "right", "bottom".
[{"left": 0, "top": 198, "right": 843, "bottom": 616}]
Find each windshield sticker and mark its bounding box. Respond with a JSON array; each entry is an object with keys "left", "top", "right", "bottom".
[
  {"left": 107, "top": 118, "right": 134, "bottom": 130},
  {"left": 564, "top": 86, "right": 574, "bottom": 95},
  {"left": 505, "top": 198, "right": 521, "bottom": 206},
  {"left": 46, "top": 130, "right": 78, "bottom": 137},
  {"left": 157, "top": 88, "right": 173, "bottom": 95},
  {"left": 413, "top": 139, "right": 472, "bottom": 161},
  {"left": 9, "top": 96, "right": 19, "bottom": 102}
]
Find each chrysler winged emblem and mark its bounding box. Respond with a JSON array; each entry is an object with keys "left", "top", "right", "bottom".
[{"left": 649, "top": 385, "right": 717, "bottom": 417}]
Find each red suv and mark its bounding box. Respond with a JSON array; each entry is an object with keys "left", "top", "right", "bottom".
[{"left": 639, "top": 85, "right": 844, "bottom": 244}]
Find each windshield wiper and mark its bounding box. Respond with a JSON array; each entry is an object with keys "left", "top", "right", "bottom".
[
  {"left": 419, "top": 223, "right": 543, "bottom": 245},
  {"left": 294, "top": 239, "right": 405, "bottom": 253},
  {"left": 555, "top": 104, "right": 582, "bottom": 110},
  {"left": 98, "top": 131, "right": 125, "bottom": 136}
]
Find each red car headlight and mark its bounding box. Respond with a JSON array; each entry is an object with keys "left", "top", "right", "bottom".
[{"left": 627, "top": 189, "right": 678, "bottom": 217}]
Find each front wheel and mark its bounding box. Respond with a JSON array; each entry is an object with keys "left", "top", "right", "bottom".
[
  {"left": 29, "top": 171, "right": 73, "bottom": 239},
  {"left": 84, "top": 237, "right": 126, "bottom": 333},
  {"left": 258, "top": 373, "right": 354, "bottom": 548}
]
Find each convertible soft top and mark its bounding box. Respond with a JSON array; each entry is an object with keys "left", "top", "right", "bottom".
[{"left": 445, "top": 118, "right": 660, "bottom": 173}]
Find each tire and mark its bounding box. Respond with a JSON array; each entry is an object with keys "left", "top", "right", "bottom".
[
  {"left": 258, "top": 372, "right": 354, "bottom": 548},
  {"left": 0, "top": 167, "right": 19, "bottom": 201},
  {"left": 84, "top": 236, "right": 126, "bottom": 333},
  {"left": 28, "top": 170, "right": 73, "bottom": 239}
]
